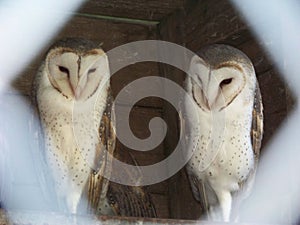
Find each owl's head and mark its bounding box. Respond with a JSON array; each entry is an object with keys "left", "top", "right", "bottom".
[
  {"left": 188, "top": 44, "right": 256, "bottom": 112},
  {"left": 45, "top": 38, "right": 109, "bottom": 101}
]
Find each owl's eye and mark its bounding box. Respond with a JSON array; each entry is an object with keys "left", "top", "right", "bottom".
[
  {"left": 88, "top": 68, "right": 96, "bottom": 74},
  {"left": 58, "top": 66, "right": 69, "bottom": 76},
  {"left": 220, "top": 78, "right": 233, "bottom": 87}
]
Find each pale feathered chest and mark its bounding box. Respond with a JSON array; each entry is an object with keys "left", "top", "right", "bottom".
[
  {"left": 36, "top": 68, "right": 108, "bottom": 186},
  {"left": 186, "top": 90, "right": 255, "bottom": 190}
]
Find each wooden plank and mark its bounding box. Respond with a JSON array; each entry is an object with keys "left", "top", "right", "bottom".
[
  {"left": 149, "top": 194, "right": 169, "bottom": 219},
  {"left": 114, "top": 105, "right": 169, "bottom": 201},
  {"left": 184, "top": 0, "right": 247, "bottom": 51},
  {"left": 258, "top": 70, "right": 287, "bottom": 115},
  {"left": 2, "top": 209, "right": 251, "bottom": 225},
  {"left": 56, "top": 16, "right": 158, "bottom": 51},
  {"left": 166, "top": 169, "right": 203, "bottom": 220},
  {"left": 220, "top": 30, "right": 274, "bottom": 75},
  {"left": 285, "top": 83, "right": 296, "bottom": 115},
  {"left": 10, "top": 16, "right": 162, "bottom": 108},
  {"left": 257, "top": 70, "right": 288, "bottom": 148},
  {"left": 236, "top": 40, "right": 274, "bottom": 75},
  {"left": 114, "top": 105, "right": 165, "bottom": 161},
  {"left": 115, "top": 105, "right": 165, "bottom": 153},
  {"left": 1, "top": 210, "right": 274, "bottom": 224},
  {"left": 78, "top": 0, "right": 188, "bottom": 21},
  {"left": 158, "top": 9, "right": 199, "bottom": 220},
  {"left": 111, "top": 62, "right": 163, "bottom": 108},
  {"left": 219, "top": 29, "right": 253, "bottom": 47}
]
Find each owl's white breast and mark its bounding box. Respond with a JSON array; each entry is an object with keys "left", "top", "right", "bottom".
[
  {"left": 36, "top": 67, "right": 108, "bottom": 191},
  {"left": 186, "top": 87, "right": 255, "bottom": 191}
]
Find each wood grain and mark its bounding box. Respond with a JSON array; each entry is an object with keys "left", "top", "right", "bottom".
[
  {"left": 159, "top": 7, "right": 201, "bottom": 220},
  {"left": 114, "top": 105, "right": 169, "bottom": 216},
  {"left": 78, "top": 0, "right": 188, "bottom": 21},
  {"left": 184, "top": 0, "right": 246, "bottom": 50}
]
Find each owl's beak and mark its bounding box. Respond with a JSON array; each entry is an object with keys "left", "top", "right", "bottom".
[
  {"left": 202, "top": 93, "right": 211, "bottom": 111},
  {"left": 74, "top": 86, "right": 82, "bottom": 100},
  {"left": 73, "top": 74, "right": 88, "bottom": 100},
  {"left": 69, "top": 81, "right": 80, "bottom": 100},
  {"left": 205, "top": 84, "right": 220, "bottom": 111},
  {"left": 193, "top": 84, "right": 211, "bottom": 111}
]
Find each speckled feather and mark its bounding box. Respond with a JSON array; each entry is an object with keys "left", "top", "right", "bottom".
[
  {"left": 34, "top": 38, "right": 114, "bottom": 215},
  {"left": 107, "top": 183, "right": 157, "bottom": 218},
  {"left": 87, "top": 90, "right": 115, "bottom": 215},
  {"left": 47, "top": 38, "right": 102, "bottom": 55},
  {"left": 33, "top": 38, "right": 156, "bottom": 217},
  {"left": 184, "top": 44, "right": 263, "bottom": 221},
  {"left": 196, "top": 45, "right": 254, "bottom": 72}
]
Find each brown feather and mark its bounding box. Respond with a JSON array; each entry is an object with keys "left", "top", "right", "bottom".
[
  {"left": 107, "top": 144, "right": 157, "bottom": 217},
  {"left": 251, "top": 83, "right": 264, "bottom": 160},
  {"left": 232, "top": 82, "right": 264, "bottom": 218},
  {"left": 239, "top": 82, "right": 263, "bottom": 188},
  {"left": 107, "top": 183, "right": 157, "bottom": 218},
  {"left": 87, "top": 88, "right": 115, "bottom": 213},
  {"left": 87, "top": 89, "right": 156, "bottom": 217},
  {"left": 240, "top": 82, "right": 263, "bottom": 191}
]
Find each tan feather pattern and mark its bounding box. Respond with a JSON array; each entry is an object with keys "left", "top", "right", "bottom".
[
  {"left": 107, "top": 183, "right": 157, "bottom": 218},
  {"left": 232, "top": 83, "right": 263, "bottom": 218},
  {"left": 87, "top": 89, "right": 115, "bottom": 213},
  {"left": 185, "top": 44, "right": 264, "bottom": 221},
  {"left": 87, "top": 89, "right": 156, "bottom": 218},
  {"left": 106, "top": 147, "right": 157, "bottom": 217},
  {"left": 185, "top": 82, "right": 264, "bottom": 220},
  {"left": 107, "top": 156, "right": 157, "bottom": 218},
  {"left": 251, "top": 84, "right": 264, "bottom": 160},
  {"left": 238, "top": 83, "right": 263, "bottom": 191}
]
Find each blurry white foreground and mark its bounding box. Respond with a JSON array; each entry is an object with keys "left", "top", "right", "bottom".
[{"left": 0, "top": 0, "right": 300, "bottom": 224}]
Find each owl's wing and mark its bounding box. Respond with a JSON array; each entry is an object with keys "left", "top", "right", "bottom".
[
  {"left": 240, "top": 83, "right": 263, "bottom": 189},
  {"left": 232, "top": 82, "right": 263, "bottom": 217},
  {"left": 88, "top": 89, "right": 116, "bottom": 212},
  {"left": 107, "top": 182, "right": 157, "bottom": 218},
  {"left": 240, "top": 82, "right": 263, "bottom": 188},
  {"left": 250, "top": 83, "right": 264, "bottom": 162},
  {"left": 182, "top": 78, "right": 206, "bottom": 206},
  {"left": 107, "top": 151, "right": 157, "bottom": 218},
  {"left": 88, "top": 89, "right": 156, "bottom": 217}
]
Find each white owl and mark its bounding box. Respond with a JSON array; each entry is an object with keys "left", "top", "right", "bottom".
[
  {"left": 33, "top": 38, "right": 115, "bottom": 215},
  {"left": 184, "top": 44, "right": 263, "bottom": 221},
  {"left": 33, "top": 38, "right": 156, "bottom": 217}
]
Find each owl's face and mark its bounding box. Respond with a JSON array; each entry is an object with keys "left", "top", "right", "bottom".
[
  {"left": 189, "top": 45, "right": 255, "bottom": 112},
  {"left": 45, "top": 47, "right": 109, "bottom": 101}
]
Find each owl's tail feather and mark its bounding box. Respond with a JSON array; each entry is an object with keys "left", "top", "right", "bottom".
[
  {"left": 87, "top": 171, "right": 109, "bottom": 213},
  {"left": 107, "top": 182, "right": 157, "bottom": 218},
  {"left": 87, "top": 91, "right": 115, "bottom": 215},
  {"left": 106, "top": 149, "right": 157, "bottom": 218}
]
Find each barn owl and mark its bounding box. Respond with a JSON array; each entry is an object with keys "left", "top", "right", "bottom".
[
  {"left": 33, "top": 38, "right": 156, "bottom": 217},
  {"left": 33, "top": 38, "right": 114, "bottom": 215},
  {"left": 184, "top": 44, "right": 263, "bottom": 221}
]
